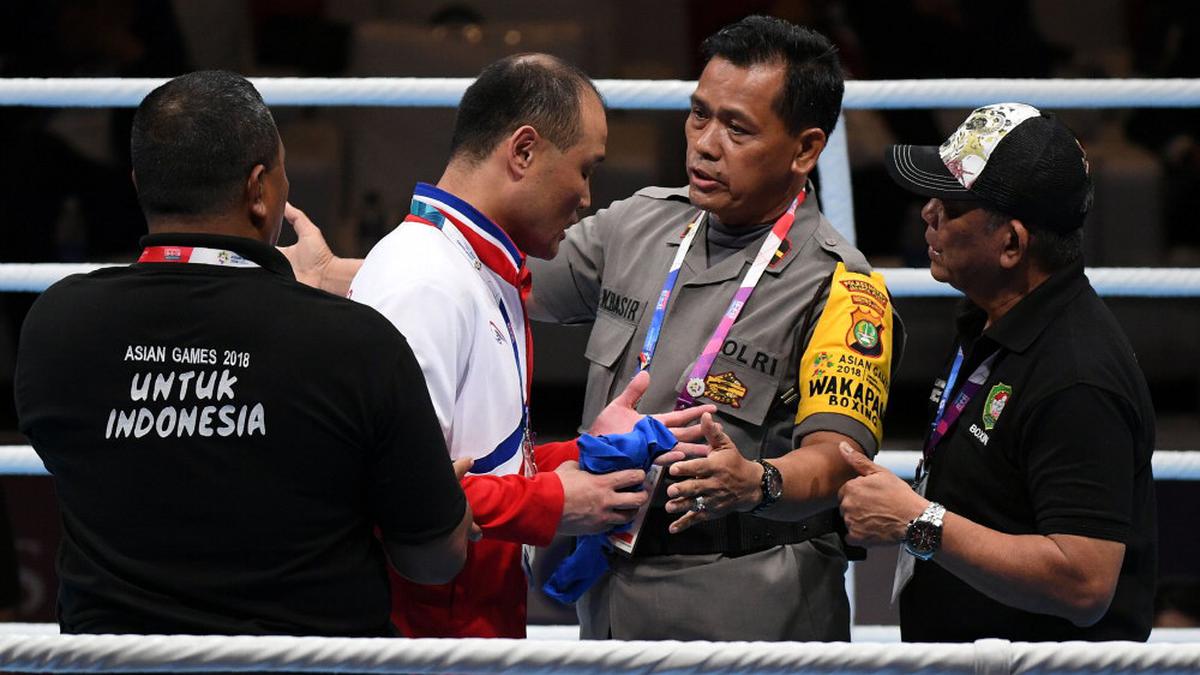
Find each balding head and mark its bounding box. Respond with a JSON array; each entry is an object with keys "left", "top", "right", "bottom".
[{"left": 448, "top": 53, "right": 603, "bottom": 163}]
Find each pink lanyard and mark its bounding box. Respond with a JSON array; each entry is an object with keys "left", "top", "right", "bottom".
[{"left": 636, "top": 191, "right": 804, "bottom": 410}]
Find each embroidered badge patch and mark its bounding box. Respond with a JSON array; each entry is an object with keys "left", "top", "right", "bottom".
[
  {"left": 982, "top": 383, "right": 1012, "bottom": 431},
  {"left": 846, "top": 306, "right": 885, "bottom": 358},
  {"left": 703, "top": 371, "right": 748, "bottom": 408}
]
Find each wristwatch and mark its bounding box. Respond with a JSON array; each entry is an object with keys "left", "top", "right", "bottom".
[
  {"left": 903, "top": 501, "right": 946, "bottom": 560},
  {"left": 749, "top": 459, "right": 783, "bottom": 515}
]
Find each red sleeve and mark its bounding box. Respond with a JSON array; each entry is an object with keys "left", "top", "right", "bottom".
[
  {"left": 533, "top": 439, "right": 580, "bottom": 472},
  {"left": 461, "top": 472, "right": 563, "bottom": 546}
]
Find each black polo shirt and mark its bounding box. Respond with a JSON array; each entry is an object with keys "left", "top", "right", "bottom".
[
  {"left": 15, "top": 232, "right": 465, "bottom": 636},
  {"left": 900, "top": 262, "right": 1157, "bottom": 642}
]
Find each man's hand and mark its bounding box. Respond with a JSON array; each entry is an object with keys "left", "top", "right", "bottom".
[
  {"left": 279, "top": 203, "right": 335, "bottom": 288},
  {"left": 451, "top": 457, "right": 483, "bottom": 542},
  {"left": 279, "top": 203, "right": 363, "bottom": 295},
  {"left": 555, "top": 461, "right": 649, "bottom": 536},
  {"left": 589, "top": 370, "right": 715, "bottom": 463},
  {"left": 835, "top": 442, "right": 927, "bottom": 547},
  {"left": 663, "top": 413, "right": 760, "bottom": 533}
]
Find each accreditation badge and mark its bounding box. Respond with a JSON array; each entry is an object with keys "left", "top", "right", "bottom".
[
  {"left": 795, "top": 263, "right": 894, "bottom": 446},
  {"left": 608, "top": 465, "right": 663, "bottom": 556},
  {"left": 891, "top": 471, "right": 928, "bottom": 603}
]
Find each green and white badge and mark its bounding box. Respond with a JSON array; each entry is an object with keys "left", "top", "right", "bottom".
[{"left": 982, "top": 383, "right": 1012, "bottom": 431}]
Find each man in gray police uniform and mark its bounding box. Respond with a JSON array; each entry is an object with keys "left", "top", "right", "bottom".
[{"left": 527, "top": 16, "right": 904, "bottom": 641}]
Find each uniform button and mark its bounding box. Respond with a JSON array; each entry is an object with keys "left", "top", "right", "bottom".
[
  {"left": 824, "top": 236, "right": 839, "bottom": 246},
  {"left": 800, "top": 524, "right": 808, "bottom": 532}
]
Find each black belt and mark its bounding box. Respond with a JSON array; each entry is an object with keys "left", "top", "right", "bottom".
[{"left": 633, "top": 508, "right": 850, "bottom": 558}]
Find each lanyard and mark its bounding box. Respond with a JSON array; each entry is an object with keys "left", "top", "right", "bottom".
[
  {"left": 917, "top": 347, "right": 1000, "bottom": 480},
  {"left": 931, "top": 348, "right": 966, "bottom": 431},
  {"left": 636, "top": 191, "right": 803, "bottom": 410},
  {"left": 139, "top": 246, "right": 260, "bottom": 268},
  {"left": 406, "top": 200, "right": 536, "bottom": 475}
]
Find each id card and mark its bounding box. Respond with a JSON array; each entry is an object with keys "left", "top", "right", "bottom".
[
  {"left": 608, "top": 465, "right": 663, "bottom": 556},
  {"left": 891, "top": 471, "right": 928, "bottom": 603}
]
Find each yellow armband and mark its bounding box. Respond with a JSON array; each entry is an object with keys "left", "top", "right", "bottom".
[{"left": 795, "top": 262, "right": 893, "bottom": 445}]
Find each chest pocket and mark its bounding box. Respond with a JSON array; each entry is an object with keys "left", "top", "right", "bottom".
[
  {"left": 581, "top": 311, "right": 638, "bottom": 426},
  {"left": 584, "top": 311, "right": 637, "bottom": 368},
  {"left": 673, "top": 336, "right": 784, "bottom": 426}
]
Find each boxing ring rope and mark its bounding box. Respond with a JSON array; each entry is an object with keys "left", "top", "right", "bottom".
[
  {"left": 5, "top": 76, "right": 1200, "bottom": 109},
  {"left": 2, "top": 264, "right": 1200, "bottom": 296},
  {"left": 2, "top": 77, "right": 1199, "bottom": 672},
  {"left": 0, "top": 632, "right": 1199, "bottom": 673},
  {"left": 1, "top": 445, "right": 1198, "bottom": 480}
]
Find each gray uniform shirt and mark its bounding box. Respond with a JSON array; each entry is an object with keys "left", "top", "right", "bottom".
[{"left": 528, "top": 185, "right": 898, "bottom": 641}]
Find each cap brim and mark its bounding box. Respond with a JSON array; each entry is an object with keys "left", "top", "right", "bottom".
[{"left": 884, "top": 144, "right": 972, "bottom": 200}]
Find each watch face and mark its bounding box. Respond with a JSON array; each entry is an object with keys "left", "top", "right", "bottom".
[
  {"left": 765, "top": 466, "right": 783, "bottom": 499},
  {"left": 906, "top": 520, "right": 941, "bottom": 554}
]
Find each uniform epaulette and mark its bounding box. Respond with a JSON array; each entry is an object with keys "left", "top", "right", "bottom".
[
  {"left": 633, "top": 186, "right": 691, "bottom": 203},
  {"left": 814, "top": 218, "right": 872, "bottom": 275}
]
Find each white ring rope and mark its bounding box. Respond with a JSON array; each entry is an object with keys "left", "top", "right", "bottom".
[
  {"left": 3, "top": 446, "right": 1198, "bottom": 480},
  {"left": 5, "top": 77, "right": 1200, "bottom": 109},
  {"left": 2, "top": 621, "right": 1198, "bottom": 643},
  {"left": 0, "top": 264, "right": 114, "bottom": 293},
  {"left": 0, "top": 633, "right": 1198, "bottom": 674},
  {"left": 2, "top": 265, "right": 1199, "bottom": 297}
]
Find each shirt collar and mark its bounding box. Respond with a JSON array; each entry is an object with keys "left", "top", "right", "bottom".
[
  {"left": 959, "top": 260, "right": 1089, "bottom": 354},
  {"left": 137, "top": 232, "right": 295, "bottom": 279},
  {"left": 410, "top": 182, "right": 526, "bottom": 287},
  {"left": 663, "top": 182, "right": 815, "bottom": 277}
]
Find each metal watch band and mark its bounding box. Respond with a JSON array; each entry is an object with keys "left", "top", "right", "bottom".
[
  {"left": 919, "top": 501, "right": 946, "bottom": 527},
  {"left": 903, "top": 501, "right": 946, "bottom": 560}
]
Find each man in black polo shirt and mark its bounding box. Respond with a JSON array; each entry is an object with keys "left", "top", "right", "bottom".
[
  {"left": 836, "top": 103, "right": 1157, "bottom": 641},
  {"left": 14, "top": 70, "right": 473, "bottom": 636}
]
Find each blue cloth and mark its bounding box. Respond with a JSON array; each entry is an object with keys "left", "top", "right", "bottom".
[{"left": 543, "top": 417, "right": 677, "bottom": 604}]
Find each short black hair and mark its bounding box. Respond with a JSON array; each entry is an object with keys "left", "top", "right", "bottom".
[
  {"left": 131, "top": 70, "right": 279, "bottom": 217},
  {"left": 700, "top": 15, "right": 844, "bottom": 136},
  {"left": 449, "top": 54, "right": 601, "bottom": 162},
  {"left": 983, "top": 207, "right": 1084, "bottom": 272},
  {"left": 1027, "top": 223, "right": 1084, "bottom": 271}
]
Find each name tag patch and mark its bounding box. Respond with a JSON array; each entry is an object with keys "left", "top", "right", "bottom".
[{"left": 599, "top": 288, "right": 642, "bottom": 323}]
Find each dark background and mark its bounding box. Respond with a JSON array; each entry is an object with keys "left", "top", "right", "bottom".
[{"left": 0, "top": 0, "right": 1196, "bottom": 627}]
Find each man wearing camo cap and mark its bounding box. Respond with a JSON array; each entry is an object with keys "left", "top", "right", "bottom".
[{"left": 837, "top": 103, "right": 1158, "bottom": 642}]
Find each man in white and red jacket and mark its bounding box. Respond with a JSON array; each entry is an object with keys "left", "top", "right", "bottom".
[{"left": 286, "top": 54, "right": 711, "bottom": 638}]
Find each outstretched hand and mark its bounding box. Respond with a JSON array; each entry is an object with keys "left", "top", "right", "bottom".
[
  {"left": 836, "top": 442, "right": 926, "bottom": 547},
  {"left": 279, "top": 203, "right": 336, "bottom": 289},
  {"left": 589, "top": 371, "right": 715, "bottom": 463},
  {"left": 663, "top": 413, "right": 757, "bottom": 533}
]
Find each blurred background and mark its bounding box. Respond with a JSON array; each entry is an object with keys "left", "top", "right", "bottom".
[{"left": 0, "top": 0, "right": 1197, "bottom": 629}]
